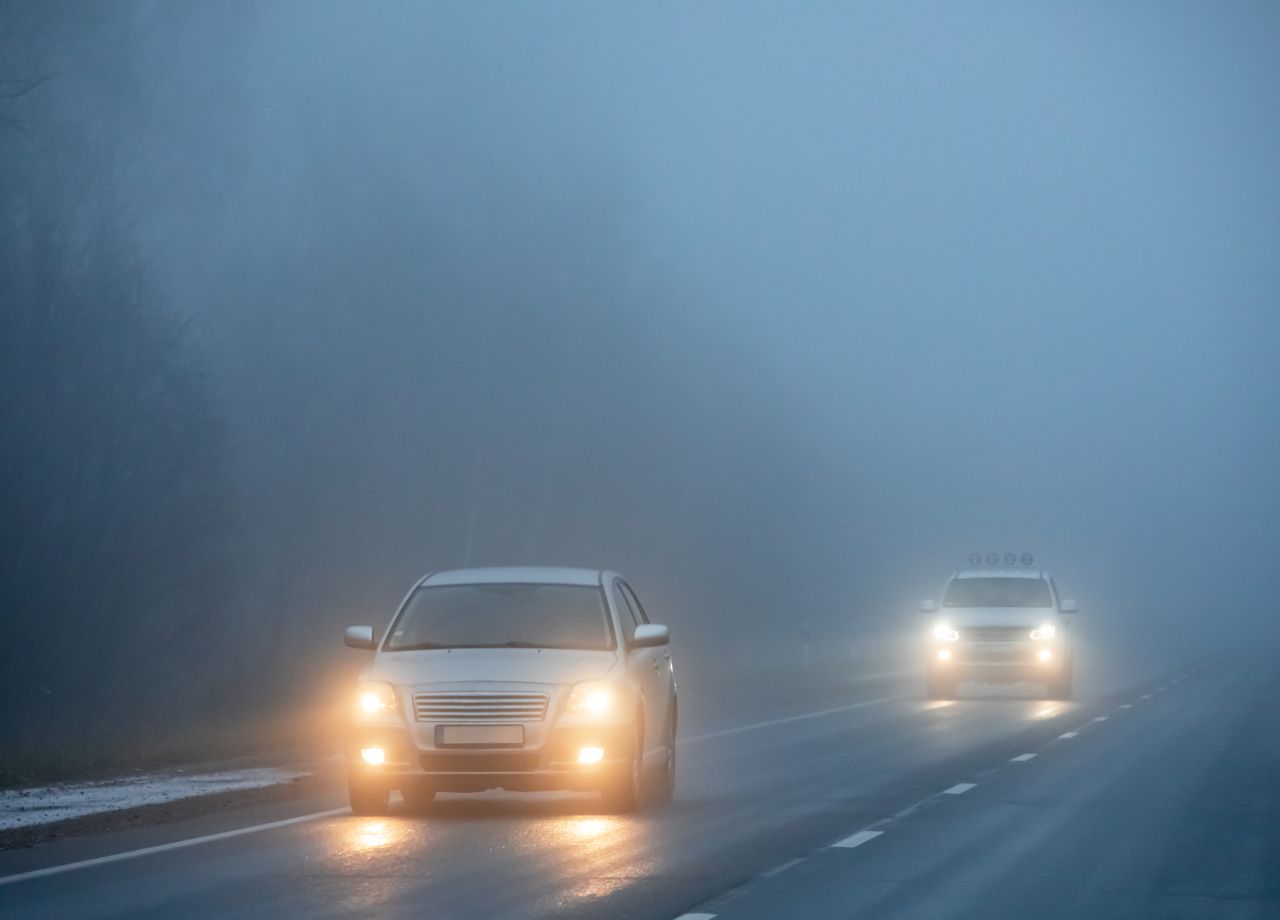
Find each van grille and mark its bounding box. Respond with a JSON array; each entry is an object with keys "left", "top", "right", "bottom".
[
  {"left": 962, "top": 627, "right": 1031, "bottom": 642},
  {"left": 413, "top": 691, "right": 548, "bottom": 723}
]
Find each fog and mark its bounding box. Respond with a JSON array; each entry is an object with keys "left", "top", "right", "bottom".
[{"left": 3, "top": 2, "right": 1278, "bottom": 775}]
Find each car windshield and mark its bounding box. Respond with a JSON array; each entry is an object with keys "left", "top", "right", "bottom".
[
  {"left": 943, "top": 577, "right": 1053, "bottom": 608},
  {"left": 384, "top": 583, "right": 614, "bottom": 651}
]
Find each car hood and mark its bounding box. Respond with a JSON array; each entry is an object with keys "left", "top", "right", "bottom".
[
  {"left": 364, "top": 647, "right": 619, "bottom": 687},
  {"left": 936, "top": 608, "right": 1058, "bottom": 627}
]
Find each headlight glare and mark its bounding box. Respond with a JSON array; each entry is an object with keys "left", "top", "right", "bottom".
[
  {"left": 356, "top": 681, "right": 397, "bottom": 716},
  {"left": 932, "top": 623, "right": 960, "bottom": 642},
  {"left": 1030, "top": 623, "right": 1057, "bottom": 640},
  {"left": 567, "top": 681, "right": 615, "bottom": 714}
]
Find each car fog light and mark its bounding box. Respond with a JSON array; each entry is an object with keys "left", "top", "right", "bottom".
[
  {"left": 937, "top": 648, "right": 952, "bottom": 662},
  {"left": 578, "top": 746, "right": 605, "bottom": 765},
  {"left": 1038, "top": 648, "right": 1052, "bottom": 663},
  {"left": 361, "top": 747, "right": 386, "bottom": 766}
]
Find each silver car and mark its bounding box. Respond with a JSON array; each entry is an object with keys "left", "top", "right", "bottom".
[{"left": 342, "top": 567, "right": 677, "bottom": 814}]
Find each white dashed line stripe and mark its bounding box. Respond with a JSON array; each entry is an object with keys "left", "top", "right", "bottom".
[
  {"left": 673, "top": 914, "right": 717, "bottom": 920},
  {"left": 1157, "top": 686, "right": 1167, "bottom": 692},
  {"left": 943, "top": 783, "right": 976, "bottom": 795},
  {"left": 1141, "top": 694, "right": 1151, "bottom": 699},
  {"left": 1119, "top": 704, "right": 1133, "bottom": 709},
  {"left": 1011, "top": 753, "right": 1037, "bottom": 762},
  {"left": 1093, "top": 716, "right": 1108, "bottom": 722},
  {"left": 0, "top": 807, "right": 351, "bottom": 887},
  {"left": 1059, "top": 731, "right": 1078, "bottom": 739},
  {"left": 833, "top": 829, "right": 884, "bottom": 849}
]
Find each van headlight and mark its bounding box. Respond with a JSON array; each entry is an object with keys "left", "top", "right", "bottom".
[
  {"left": 356, "top": 681, "right": 398, "bottom": 716},
  {"left": 1030, "top": 623, "right": 1057, "bottom": 640},
  {"left": 932, "top": 623, "right": 960, "bottom": 642},
  {"left": 566, "top": 681, "right": 615, "bottom": 715}
]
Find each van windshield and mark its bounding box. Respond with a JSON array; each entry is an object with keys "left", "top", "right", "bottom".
[
  {"left": 384, "top": 583, "right": 615, "bottom": 651},
  {"left": 943, "top": 578, "right": 1053, "bottom": 608}
]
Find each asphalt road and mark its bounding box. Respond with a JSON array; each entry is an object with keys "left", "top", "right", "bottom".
[{"left": 2, "top": 653, "right": 1275, "bottom": 919}]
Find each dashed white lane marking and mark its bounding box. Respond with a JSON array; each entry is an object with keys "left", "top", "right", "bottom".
[
  {"left": 1157, "top": 686, "right": 1167, "bottom": 692},
  {"left": 680, "top": 694, "right": 908, "bottom": 745},
  {"left": 1093, "top": 716, "right": 1109, "bottom": 722},
  {"left": 1011, "top": 753, "right": 1037, "bottom": 762},
  {"left": 943, "top": 783, "right": 976, "bottom": 795},
  {"left": 1119, "top": 704, "right": 1133, "bottom": 709},
  {"left": 762, "top": 857, "right": 804, "bottom": 877},
  {"left": 1059, "top": 731, "right": 1079, "bottom": 739},
  {"left": 0, "top": 807, "right": 351, "bottom": 887},
  {"left": 833, "top": 829, "right": 884, "bottom": 849},
  {"left": 1141, "top": 694, "right": 1152, "bottom": 699},
  {"left": 673, "top": 914, "right": 717, "bottom": 920}
]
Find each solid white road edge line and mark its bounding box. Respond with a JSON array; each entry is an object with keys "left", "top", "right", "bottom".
[
  {"left": 680, "top": 695, "right": 908, "bottom": 745},
  {"left": 1011, "top": 753, "right": 1036, "bottom": 762},
  {"left": 833, "top": 829, "right": 884, "bottom": 849},
  {"left": 762, "top": 856, "right": 805, "bottom": 877},
  {"left": 0, "top": 807, "right": 350, "bottom": 887},
  {"left": 942, "top": 783, "right": 976, "bottom": 795}
]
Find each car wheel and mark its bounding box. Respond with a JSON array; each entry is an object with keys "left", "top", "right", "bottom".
[
  {"left": 601, "top": 720, "right": 643, "bottom": 813},
  {"left": 926, "top": 671, "right": 955, "bottom": 700},
  {"left": 647, "top": 703, "right": 677, "bottom": 806},
  {"left": 348, "top": 773, "right": 389, "bottom": 816},
  {"left": 400, "top": 780, "right": 436, "bottom": 813},
  {"left": 1048, "top": 669, "right": 1073, "bottom": 701}
]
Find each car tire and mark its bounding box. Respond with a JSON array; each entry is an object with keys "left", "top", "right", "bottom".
[
  {"left": 647, "top": 702, "right": 677, "bottom": 806},
  {"left": 601, "top": 720, "right": 643, "bottom": 813},
  {"left": 400, "top": 780, "right": 436, "bottom": 813},
  {"left": 1047, "top": 669, "right": 1073, "bottom": 701},
  {"left": 348, "top": 773, "right": 389, "bottom": 816},
  {"left": 926, "top": 671, "right": 955, "bottom": 700}
]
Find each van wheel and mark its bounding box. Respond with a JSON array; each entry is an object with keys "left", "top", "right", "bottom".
[{"left": 348, "top": 774, "right": 389, "bottom": 816}]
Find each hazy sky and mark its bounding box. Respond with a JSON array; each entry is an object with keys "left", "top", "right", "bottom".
[{"left": 34, "top": 1, "right": 1278, "bottom": 657}]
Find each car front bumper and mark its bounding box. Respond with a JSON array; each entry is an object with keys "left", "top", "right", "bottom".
[{"left": 346, "top": 722, "right": 634, "bottom": 792}]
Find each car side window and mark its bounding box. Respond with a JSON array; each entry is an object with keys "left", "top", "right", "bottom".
[
  {"left": 613, "top": 581, "right": 639, "bottom": 644},
  {"left": 619, "top": 581, "right": 650, "bottom": 624}
]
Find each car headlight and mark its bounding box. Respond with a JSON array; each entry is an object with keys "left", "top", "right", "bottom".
[
  {"left": 566, "top": 681, "right": 615, "bottom": 715},
  {"left": 1030, "top": 623, "right": 1057, "bottom": 640},
  {"left": 932, "top": 623, "right": 960, "bottom": 642},
  {"left": 356, "top": 681, "right": 398, "bottom": 717}
]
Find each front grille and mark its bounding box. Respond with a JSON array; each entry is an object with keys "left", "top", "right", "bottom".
[
  {"left": 962, "top": 626, "right": 1030, "bottom": 642},
  {"left": 413, "top": 691, "right": 548, "bottom": 723},
  {"left": 419, "top": 752, "right": 541, "bottom": 773}
]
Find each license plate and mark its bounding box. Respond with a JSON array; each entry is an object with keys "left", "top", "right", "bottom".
[{"left": 437, "top": 724, "right": 524, "bottom": 747}]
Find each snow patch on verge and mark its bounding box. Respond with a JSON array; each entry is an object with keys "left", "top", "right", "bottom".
[{"left": 0, "top": 768, "right": 303, "bottom": 830}]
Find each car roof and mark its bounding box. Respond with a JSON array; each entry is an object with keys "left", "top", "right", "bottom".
[
  {"left": 952, "top": 568, "right": 1048, "bottom": 580},
  {"left": 420, "top": 566, "right": 605, "bottom": 588}
]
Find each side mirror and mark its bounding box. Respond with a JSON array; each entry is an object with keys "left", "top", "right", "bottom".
[
  {"left": 1060, "top": 600, "right": 1079, "bottom": 614},
  {"left": 920, "top": 600, "right": 937, "bottom": 613},
  {"left": 344, "top": 625, "right": 376, "bottom": 649},
  {"left": 629, "top": 623, "right": 670, "bottom": 650}
]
